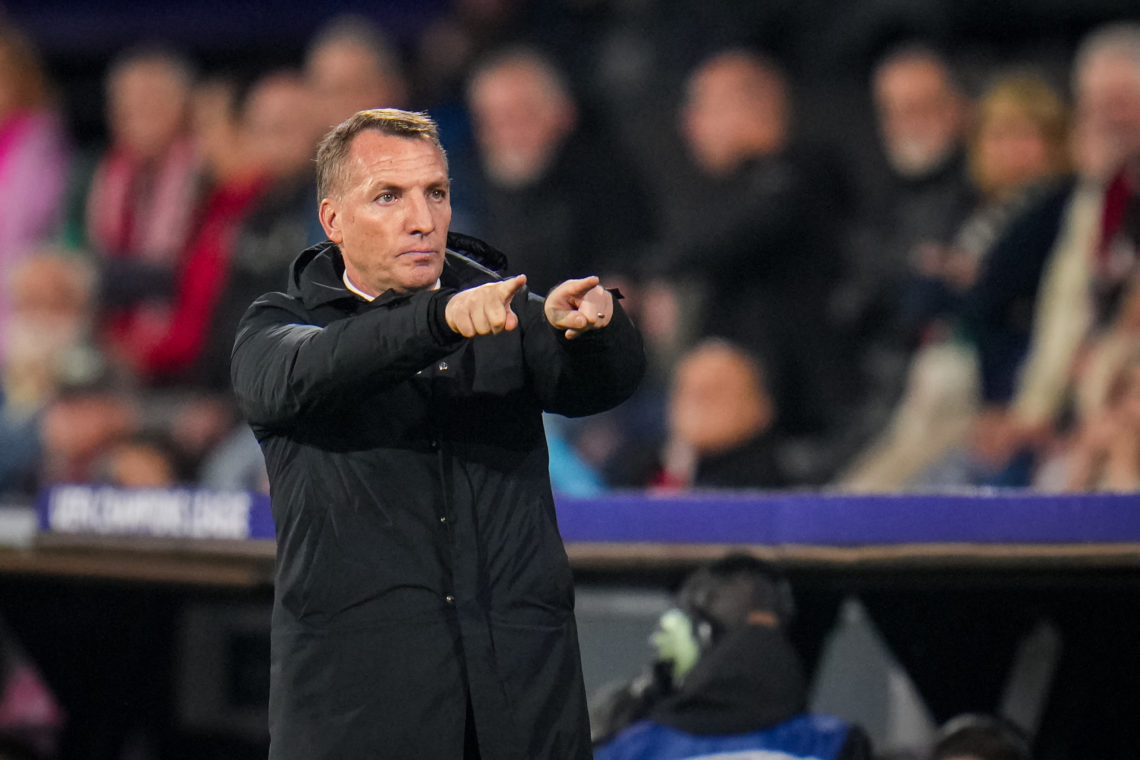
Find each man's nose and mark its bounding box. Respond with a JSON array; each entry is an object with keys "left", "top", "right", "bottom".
[{"left": 405, "top": 193, "right": 435, "bottom": 236}]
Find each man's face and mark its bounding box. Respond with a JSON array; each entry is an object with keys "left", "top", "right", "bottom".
[
  {"left": 1074, "top": 53, "right": 1140, "bottom": 181},
  {"left": 108, "top": 60, "right": 190, "bottom": 160},
  {"left": 320, "top": 131, "right": 451, "bottom": 297},
  {"left": 680, "top": 58, "right": 785, "bottom": 176},
  {"left": 243, "top": 77, "right": 320, "bottom": 180},
  {"left": 307, "top": 42, "right": 403, "bottom": 127},
  {"left": 669, "top": 346, "right": 771, "bottom": 455},
  {"left": 874, "top": 57, "right": 965, "bottom": 177},
  {"left": 682, "top": 63, "right": 747, "bottom": 175},
  {"left": 469, "top": 63, "right": 574, "bottom": 187}
]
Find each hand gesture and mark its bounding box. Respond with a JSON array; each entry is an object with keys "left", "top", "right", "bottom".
[
  {"left": 445, "top": 274, "right": 527, "bottom": 337},
  {"left": 545, "top": 276, "right": 613, "bottom": 339}
]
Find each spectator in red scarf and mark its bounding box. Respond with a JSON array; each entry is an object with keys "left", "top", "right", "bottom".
[
  {"left": 80, "top": 45, "right": 200, "bottom": 265},
  {"left": 114, "top": 74, "right": 271, "bottom": 384},
  {"left": 73, "top": 46, "right": 203, "bottom": 367}
]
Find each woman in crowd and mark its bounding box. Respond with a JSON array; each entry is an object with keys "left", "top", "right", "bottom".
[{"left": 0, "top": 25, "right": 70, "bottom": 365}]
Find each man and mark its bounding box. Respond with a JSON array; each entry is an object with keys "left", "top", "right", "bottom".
[
  {"left": 75, "top": 46, "right": 203, "bottom": 372},
  {"left": 197, "top": 69, "right": 326, "bottom": 392},
  {"left": 304, "top": 14, "right": 408, "bottom": 129},
  {"left": 230, "top": 109, "right": 645, "bottom": 759},
  {"left": 464, "top": 45, "right": 656, "bottom": 293},
  {"left": 873, "top": 44, "right": 970, "bottom": 184},
  {"left": 80, "top": 45, "right": 201, "bottom": 265},
  {"left": 126, "top": 72, "right": 273, "bottom": 385},
  {"left": 667, "top": 49, "right": 848, "bottom": 462},
  {"left": 0, "top": 250, "right": 98, "bottom": 496},
  {"left": 652, "top": 339, "right": 787, "bottom": 490},
  {"left": 591, "top": 553, "right": 871, "bottom": 759},
  {"left": 859, "top": 44, "right": 975, "bottom": 347}
]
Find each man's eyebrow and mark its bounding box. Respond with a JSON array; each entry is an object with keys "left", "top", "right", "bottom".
[
  {"left": 364, "top": 176, "right": 450, "bottom": 194},
  {"left": 364, "top": 179, "right": 404, "bottom": 195}
]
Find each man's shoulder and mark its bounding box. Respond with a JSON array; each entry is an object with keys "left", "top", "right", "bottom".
[{"left": 237, "top": 290, "right": 313, "bottom": 329}]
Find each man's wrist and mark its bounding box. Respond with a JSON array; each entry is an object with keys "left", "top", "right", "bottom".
[{"left": 429, "top": 289, "right": 463, "bottom": 344}]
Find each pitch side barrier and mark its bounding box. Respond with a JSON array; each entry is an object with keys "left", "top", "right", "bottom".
[
  {"left": 33, "top": 485, "right": 1140, "bottom": 554},
  {"left": 552, "top": 490, "right": 1140, "bottom": 568}
]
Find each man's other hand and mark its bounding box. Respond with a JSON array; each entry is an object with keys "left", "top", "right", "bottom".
[
  {"left": 445, "top": 275, "right": 527, "bottom": 337},
  {"left": 545, "top": 276, "right": 614, "bottom": 339}
]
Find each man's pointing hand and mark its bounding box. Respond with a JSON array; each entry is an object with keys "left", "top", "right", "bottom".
[
  {"left": 545, "top": 276, "right": 614, "bottom": 339},
  {"left": 445, "top": 274, "right": 527, "bottom": 337}
]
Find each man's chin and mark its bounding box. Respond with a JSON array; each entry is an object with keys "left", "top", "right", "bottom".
[{"left": 398, "top": 264, "right": 445, "bottom": 293}]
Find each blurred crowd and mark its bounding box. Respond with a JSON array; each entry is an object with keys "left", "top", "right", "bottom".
[{"left": 1, "top": 3, "right": 1140, "bottom": 500}]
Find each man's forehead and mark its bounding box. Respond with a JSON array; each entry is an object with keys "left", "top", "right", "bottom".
[
  {"left": 346, "top": 132, "right": 447, "bottom": 182},
  {"left": 1079, "top": 54, "right": 1140, "bottom": 91}
]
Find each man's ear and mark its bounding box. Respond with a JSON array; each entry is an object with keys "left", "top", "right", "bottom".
[{"left": 319, "top": 198, "right": 343, "bottom": 243}]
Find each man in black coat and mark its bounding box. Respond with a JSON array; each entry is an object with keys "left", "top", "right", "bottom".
[{"left": 230, "top": 109, "right": 645, "bottom": 759}]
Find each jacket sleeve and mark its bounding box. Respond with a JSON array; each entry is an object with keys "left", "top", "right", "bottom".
[
  {"left": 230, "top": 290, "right": 462, "bottom": 429},
  {"left": 520, "top": 291, "right": 647, "bottom": 417}
]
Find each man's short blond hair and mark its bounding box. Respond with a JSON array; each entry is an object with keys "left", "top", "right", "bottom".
[{"left": 315, "top": 108, "right": 446, "bottom": 200}]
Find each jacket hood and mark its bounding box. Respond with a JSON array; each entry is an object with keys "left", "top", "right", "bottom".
[
  {"left": 650, "top": 624, "right": 808, "bottom": 736},
  {"left": 287, "top": 232, "right": 511, "bottom": 308}
]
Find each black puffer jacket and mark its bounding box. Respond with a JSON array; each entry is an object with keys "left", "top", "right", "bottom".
[{"left": 231, "top": 234, "right": 645, "bottom": 759}]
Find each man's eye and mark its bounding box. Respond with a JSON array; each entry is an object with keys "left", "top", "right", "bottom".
[
  {"left": 430, "top": 188, "right": 448, "bottom": 201},
  {"left": 376, "top": 192, "right": 396, "bottom": 203}
]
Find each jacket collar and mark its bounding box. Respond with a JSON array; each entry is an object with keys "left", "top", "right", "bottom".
[{"left": 287, "top": 233, "right": 511, "bottom": 309}]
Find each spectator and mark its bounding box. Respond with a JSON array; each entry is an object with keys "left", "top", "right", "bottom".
[
  {"left": 76, "top": 44, "right": 201, "bottom": 294},
  {"left": 304, "top": 14, "right": 407, "bottom": 131},
  {"left": 900, "top": 72, "right": 1070, "bottom": 340},
  {"left": 0, "top": 25, "right": 71, "bottom": 364},
  {"left": 1, "top": 251, "right": 97, "bottom": 418},
  {"left": 592, "top": 553, "right": 871, "bottom": 760},
  {"left": 638, "top": 339, "right": 787, "bottom": 490},
  {"left": 165, "top": 391, "right": 241, "bottom": 479},
  {"left": 464, "top": 45, "right": 656, "bottom": 293},
  {"left": 71, "top": 45, "right": 202, "bottom": 388},
  {"left": 164, "top": 72, "right": 324, "bottom": 487},
  {"left": 1058, "top": 348, "right": 1140, "bottom": 491},
  {"left": 194, "top": 69, "right": 324, "bottom": 392},
  {"left": 37, "top": 378, "right": 138, "bottom": 489},
  {"left": 845, "top": 43, "right": 975, "bottom": 402},
  {"left": 959, "top": 23, "right": 1140, "bottom": 487},
  {"left": 1043, "top": 164, "right": 1140, "bottom": 491},
  {"left": 94, "top": 430, "right": 186, "bottom": 488},
  {"left": 840, "top": 71, "right": 1071, "bottom": 490},
  {"left": 874, "top": 44, "right": 971, "bottom": 189},
  {"left": 929, "top": 714, "right": 1031, "bottom": 760},
  {"left": 112, "top": 73, "right": 270, "bottom": 385},
  {"left": 664, "top": 49, "right": 849, "bottom": 464},
  {"left": 460, "top": 44, "right": 664, "bottom": 493},
  {"left": 0, "top": 250, "right": 102, "bottom": 498}
]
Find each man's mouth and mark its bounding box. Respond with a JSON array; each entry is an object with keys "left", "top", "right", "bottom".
[{"left": 398, "top": 249, "right": 437, "bottom": 262}]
